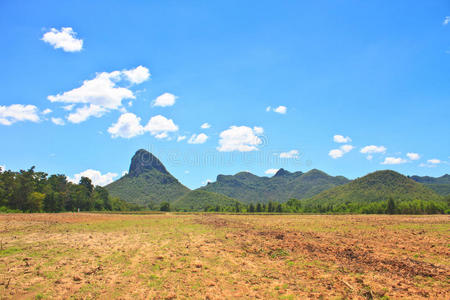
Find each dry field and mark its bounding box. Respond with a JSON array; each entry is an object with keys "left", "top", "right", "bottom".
[{"left": 0, "top": 213, "right": 448, "bottom": 299}]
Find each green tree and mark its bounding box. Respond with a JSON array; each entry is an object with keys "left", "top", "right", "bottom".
[
  {"left": 0, "top": 166, "right": 136, "bottom": 213},
  {"left": 71, "top": 184, "right": 91, "bottom": 211},
  {"left": 235, "top": 202, "right": 240, "bottom": 213},
  {"left": 79, "top": 177, "right": 94, "bottom": 197},
  {"left": 93, "top": 186, "right": 111, "bottom": 211},
  {"left": 0, "top": 170, "right": 15, "bottom": 207},
  {"left": 160, "top": 202, "right": 170, "bottom": 211},
  {"left": 387, "top": 197, "right": 396, "bottom": 214},
  {"left": 44, "top": 192, "right": 58, "bottom": 212},
  {"left": 276, "top": 203, "right": 282, "bottom": 213},
  {"left": 13, "top": 167, "right": 36, "bottom": 211},
  {"left": 48, "top": 174, "right": 68, "bottom": 192},
  {"left": 249, "top": 203, "right": 255, "bottom": 213},
  {"left": 27, "top": 192, "right": 45, "bottom": 212}
]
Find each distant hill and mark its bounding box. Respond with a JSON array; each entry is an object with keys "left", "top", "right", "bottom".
[
  {"left": 200, "top": 168, "right": 349, "bottom": 204},
  {"left": 305, "top": 170, "right": 442, "bottom": 206},
  {"left": 409, "top": 174, "right": 450, "bottom": 196},
  {"left": 173, "top": 190, "right": 241, "bottom": 211},
  {"left": 105, "top": 149, "right": 189, "bottom": 207},
  {"left": 104, "top": 150, "right": 447, "bottom": 212}
]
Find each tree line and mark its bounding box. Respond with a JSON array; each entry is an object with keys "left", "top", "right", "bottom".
[
  {"left": 0, "top": 166, "right": 140, "bottom": 213},
  {"left": 196, "top": 198, "right": 449, "bottom": 214},
  {"left": 2, "top": 166, "right": 448, "bottom": 214}
]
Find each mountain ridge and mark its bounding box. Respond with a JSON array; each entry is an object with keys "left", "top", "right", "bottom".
[
  {"left": 106, "top": 150, "right": 448, "bottom": 210},
  {"left": 200, "top": 168, "right": 350, "bottom": 204},
  {"left": 409, "top": 174, "right": 450, "bottom": 196},
  {"left": 304, "top": 170, "right": 442, "bottom": 207}
]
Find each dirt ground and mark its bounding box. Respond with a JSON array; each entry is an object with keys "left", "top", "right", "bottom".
[{"left": 0, "top": 213, "right": 448, "bottom": 299}]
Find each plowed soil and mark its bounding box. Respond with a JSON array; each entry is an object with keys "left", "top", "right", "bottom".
[{"left": 0, "top": 213, "right": 448, "bottom": 299}]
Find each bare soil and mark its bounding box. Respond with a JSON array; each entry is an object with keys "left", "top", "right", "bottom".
[{"left": 0, "top": 213, "right": 448, "bottom": 299}]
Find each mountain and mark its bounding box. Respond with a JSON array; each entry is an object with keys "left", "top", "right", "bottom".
[
  {"left": 304, "top": 170, "right": 442, "bottom": 206},
  {"left": 199, "top": 168, "right": 349, "bottom": 204},
  {"left": 105, "top": 150, "right": 446, "bottom": 212},
  {"left": 105, "top": 149, "right": 190, "bottom": 206},
  {"left": 172, "top": 190, "right": 241, "bottom": 211},
  {"left": 409, "top": 174, "right": 450, "bottom": 196}
]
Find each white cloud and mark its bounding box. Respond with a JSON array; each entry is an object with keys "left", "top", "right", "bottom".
[
  {"left": 69, "top": 169, "right": 118, "bottom": 186},
  {"left": 265, "top": 168, "right": 279, "bottom": 175},
  {"left": 427, "top": 159, "right": 441, "bottom": 164},
  {"left": 144, "top": 115, "right": 178, "bottom": 137},
  {"left": 333, "top": 135, "right": 352, "bottom": 143},
  {"left": 107, "top": 113, "right": 178, "bottom": 139},
  {"left": 201, "top": 122, "right": 211, "bottom": 129},
  {"left": 381, "top": 157, "right": 407, "bottom": 165},
  {"left": 0, "top": 104, "right": 40, "bottom": 125},
  {"left": 328, "top": 144, "right": 354, "bottom": 159},
  {"left": 122, "top": 170, "right": 128, "bottom": 176},
  {"left": 48, "top": 71, "right": 132, "bottom": 108},
  {"left": 274, "top": 106, "right": 287, "bottom": 114},
  {"left": 42, "top": 27, "right": 83, "bottom": 52},
  {"left": 42, "top": 109, "right": 52, "bottom": 115},
  {"left": 329, "top": 149, "right": 344, "bottom": 159},
  {"left": 217, "top": 125, "right": 264, "bottom": 152},
  {"left": 184, "top": 170, "right": 190, "bottom": 174},
  {"left": 419, "top": 159, "right": 442, "bottom": 168},
  {"left": 107, "top": 113, "right": 144, "bottom": 139},
  {"left": 153, "top": 93, "right": 177, "bottom": 107},
  {"left": 188, "top": 133, "right": 208, "bottom": 144},
  {"left": 360, "top": 145, "right": 386, "bottom": 160},
  {"left": 122, "top": 65, "right": 150, "bottom": 84},
  {"left": 177, "top": 135, "right": 186, "bottom": 142},
  {"left": 253, "top": 126, "right": 264, "bottom": 135},
  {"left": 444, "top": 16, "right": 450, "bottom": 25},
  {"left": 48, "top": 66, "right": 149, "bottom": 123},
  {"left": 0, "top": 165, "right": 5, "bottom": 172},
  {"left": 340, "top": 144, "right": 354, "bottom": 153},
  {"left": 360, "top": 145, "right": 386, "bottom": 154},
  {"left": 67, "top": 104, "right": 107, "bottom": 123},
  {"left": 406, "top": 153, "right": 420, "bottom": 161},
  {"left": 280, "top": 150, "right": 299, "bottom": 159},
  {"left": 62, "top": 104, "right": 74, "bottom": 111},
  {"left": 266, "top": 105, "right": 287, "bottom": 114},
  {"left": 51, "top": 117, "right": 65, "bottom": 126},
  {"left": 155, "top": 132, "right": 168, "bottom": 139}
]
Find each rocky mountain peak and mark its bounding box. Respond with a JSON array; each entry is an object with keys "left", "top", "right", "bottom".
[
  {"left": 274, "top": 168, "right": 291, "bottom": 177},
  {"left": 128, "top": 149, "right": 169, "bottom": 177}
]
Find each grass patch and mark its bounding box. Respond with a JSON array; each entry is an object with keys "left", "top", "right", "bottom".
[{"left": 0, "top": 246, "right": 22, "bottom": 257}]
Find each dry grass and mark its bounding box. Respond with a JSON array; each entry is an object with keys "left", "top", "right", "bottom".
[{"left": 0, "top": 213, "right": 448, "bottom": 299}]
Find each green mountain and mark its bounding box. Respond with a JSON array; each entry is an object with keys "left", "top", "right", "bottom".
[
  {"left": 173, "top": 190, "right": 241, "bottom": 211},
  {"left": 105, "top": 149, "right": 190, "bottom": 207},
  {"left": 305, "top": 170, "right": 442, "bottom": 206},
  {"left": 409, "top": 174, "right": 450, "bottom": 196},
  {"left": 199, "top": 168, "right": 349, "bottom": 204},
  {"left": 105, "top": 150, "right": 447, "bottom": 213}
]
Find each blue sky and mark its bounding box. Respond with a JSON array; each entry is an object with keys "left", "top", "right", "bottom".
[{"left": 0, "top": 0, "right": 449, "bottom": 189}]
